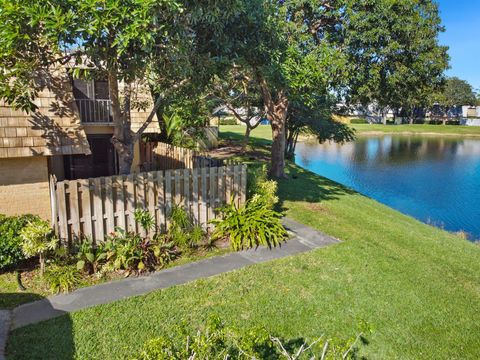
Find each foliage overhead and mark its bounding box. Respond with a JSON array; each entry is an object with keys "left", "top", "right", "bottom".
[{"left": 212, "top": 0, "right": 449, "bottom": 176}]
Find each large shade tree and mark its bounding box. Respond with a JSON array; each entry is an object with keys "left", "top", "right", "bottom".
[
  {"left": 223, "top": 0, "right": 449, "bottom": 178},
  {"left": 0, "top": 0, "right": 244, "bottom": 173},
  {"left": 346, "top": 0, "right": 449, "bottom": 124},
  {"left": 0, "top": 0, "right": 185, "bottom": 173}
]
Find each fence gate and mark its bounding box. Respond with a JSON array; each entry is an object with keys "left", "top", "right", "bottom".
[{"left": 50, "top": 164, "right": 247, "bottom": 244}]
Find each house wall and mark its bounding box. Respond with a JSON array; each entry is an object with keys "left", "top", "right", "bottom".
[{"left": 0, "top": 156, "right": 51, "bottom": 219}]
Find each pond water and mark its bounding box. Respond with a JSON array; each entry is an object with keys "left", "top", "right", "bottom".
[{"left": 295, "top": 136, "right": 480, "bottom": 240}]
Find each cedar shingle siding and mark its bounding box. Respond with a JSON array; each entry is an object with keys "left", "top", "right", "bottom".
[{"left": 0, "top": 68, "right": 91, "bottom": 158}]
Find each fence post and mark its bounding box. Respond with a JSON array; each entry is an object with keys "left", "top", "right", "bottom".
[
  {"left": 49, "top": 175, "right": 59, "bottom": 237},
  {"left": 240, "top": 164, "right": 247, "bottom": 205},
  {"left": 93, "top": 177, "right": 104, "bottom": 242}
]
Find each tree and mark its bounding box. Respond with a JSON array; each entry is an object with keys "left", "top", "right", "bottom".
[
  {"left": 0, "top": 0, "right": 184, "bottom": 173},
  {"left": 345, "top": 1, "right": 449, "bottom": 125},
  {"left": 0, "top": 0, "right": 244, "bottom": 173},
  {"left": 285, "top": 97, "right": 355, "bottom": 159},
  {"left": 210, "top": 66, "right": 265, "bottom": 148},
  {"left": 218, "top": 0, "right": 448, "bottom": 178},
  {"left": 431, "top": 77, "right": 477, "bottom": 109}
]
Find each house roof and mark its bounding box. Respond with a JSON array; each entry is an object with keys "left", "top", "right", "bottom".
[{"left": 0, "top": 68, "right": 91, "bottom": 158}]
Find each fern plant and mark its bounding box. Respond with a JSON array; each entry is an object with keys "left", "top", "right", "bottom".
[
  {"left": 210, "top": 197, "right": 287, "bottom": 251},
  {"left": 211, "top": 177, "right": 287, "bottom": 251}
]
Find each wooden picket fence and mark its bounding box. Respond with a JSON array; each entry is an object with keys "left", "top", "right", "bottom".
[
  {"left": 138, "top": 141, "right": 223, "bottom": 172},
  {"left": 50, "top": 164, "right": 247, "bottom": 244}
]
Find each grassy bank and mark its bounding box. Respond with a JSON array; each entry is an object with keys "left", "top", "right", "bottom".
[
  {"left": 7, "top": 126, "right": 480, "bottom": 359},
  {"left": 351, "top": 123, "right": 480, "bottom": 136}
]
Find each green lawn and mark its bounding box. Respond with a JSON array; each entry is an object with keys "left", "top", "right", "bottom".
[
  {"left": 352, "top": 123, "right": 480, "bottom": 136},
  {"left": 7, "top": 126, "right": 480, "bottom": 359}
]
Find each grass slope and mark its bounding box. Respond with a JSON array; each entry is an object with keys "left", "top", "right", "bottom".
[{"left": 7, "top": 126, "right": 480, "bottom": 359}]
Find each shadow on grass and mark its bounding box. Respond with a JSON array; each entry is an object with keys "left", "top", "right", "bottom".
[
  {"left": 219, "top": 131, "right": 273, "bottom": 147},
  {"left": 276, "top": 163, "right": 356, "bottom": 212},
  {"left": 0, "top": 292, "right": 44, "bottom": 311},
  {"left": 5, "top": 295, "right": 73, "bottom": 360}
]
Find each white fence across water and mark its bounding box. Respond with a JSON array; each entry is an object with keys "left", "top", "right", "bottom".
[{"left": 50, "top": 165, "right": 247, "bottom": 244}]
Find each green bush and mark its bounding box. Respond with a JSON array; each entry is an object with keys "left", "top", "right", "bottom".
[
  {"left": 167, "top": 205, "right": 206, "bottom": 248},
  {"left": 43, "top": 264, "right": 81, "bottom": 294},
  {"left": 218, "top": 118, "right": 238, "bottom": 125},
  {"left": 210, "top": 179, "right": 287, "bottom": 251},
  {"left": 135, "top": 316, "right": 363, "bottom": 359},
  {"left": 134, "top": 208, "right": 156, "bottom": 233},
  {"left": 349, "top": 118, "right": 368, "bottom": 124},
  {"left": 20, "top": 218, "right": 57, "bottom": 275},
  {"left": 75, "top": 238, "right": 107, "bottom": 274},
  {"left": 104, "top": 228, "right": 179, "bottom": 273},
  {"left": 247, "top": 164, "right": 268, "bottom": 199},
  {"left": 0, "top": 214, "right": 39, "bottom": 271}
]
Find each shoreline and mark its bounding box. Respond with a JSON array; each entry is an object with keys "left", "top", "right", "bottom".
[{"left": 355, "top": 130, "right": 480, "bottom": 137}]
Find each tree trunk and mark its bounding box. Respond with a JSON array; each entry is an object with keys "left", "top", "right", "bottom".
[
  {"left": 270, "top": 102, "right": 288, "bottom": 178},
  {"left": 256, "top": 73, "right": 289, "bottom": 178},
  {"left": 108, "top": 71, "right": 134, "bottom": 174},
  {"left": 243, "top": 126, "right": 251, "bottom": 149},
  {"left": 285, "top": 125, "right": 297, "bottom": 160}
]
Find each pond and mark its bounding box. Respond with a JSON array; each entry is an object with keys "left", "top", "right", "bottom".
[{"left": 295, "top": 136, "right": 480, "bottom": 240}]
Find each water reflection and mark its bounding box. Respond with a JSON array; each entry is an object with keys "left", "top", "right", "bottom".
[{"left": 296, "top": 136, "right": 480, "bottom": 240}]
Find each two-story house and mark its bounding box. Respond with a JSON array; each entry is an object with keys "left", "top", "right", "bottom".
[{"left": 0, "top": 67, "right": 160, "bottom": 219}]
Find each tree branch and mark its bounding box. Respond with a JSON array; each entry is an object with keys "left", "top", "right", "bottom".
[{"left": 132, "top": 78, "right": 188, "bottom": 142}]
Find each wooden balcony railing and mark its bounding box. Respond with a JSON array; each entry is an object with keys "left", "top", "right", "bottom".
[{"left": 76, "top": 99, "right": 112, "bottom": 123}]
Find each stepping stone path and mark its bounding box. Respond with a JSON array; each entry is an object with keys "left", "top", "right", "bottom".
[{"left": 1, "top": 218, "right": 340, "bottom": 356}]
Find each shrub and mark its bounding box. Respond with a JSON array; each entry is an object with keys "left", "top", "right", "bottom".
[
  {"left": 104, "top": 228, "right": 144, "bottom": 272},
  {"left": 247, "top": 164, "right": 268, "bottom": 199},
  {"left": 104, "top": 228, "right": 179, "bottom": 274},
  {"left": 0, "top": 214, "right": 38, "bottom": 271},
  {"left": 135, "top": 316, "right": 363, "bottom": 360},
  {"left": 43, "top": 264, "right": 81, "bottom": 294},
  {"left": 167, "top": 205, "right": 206, "bottom": 248},
  {"left": 134, "top": 208, "right": 156, "bottom": 233},
  {"left": 151, "top": 237, "right": 178, "bottom": 268},
  {"left": 20, "top": 218, "right": 57, "bottom": 275},
  {"left": 218, "top": 118, "right": 238, "bottom": 125},
  {"left": 210, "top": 180, "right": 287, "bottom": 251},
  {"left": 75, "top": 238, "right": 107, "bottom": 274},
  {"left": 350, "top": 118, "right": 368, "bottom": 124}
]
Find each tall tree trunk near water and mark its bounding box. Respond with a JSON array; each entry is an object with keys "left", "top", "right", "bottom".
[
  {"left": 257, "top": 74, "right": 289, "bottom": 178},
  {"left": 108, "top": 70, "right": 134, "bottom": 174}
]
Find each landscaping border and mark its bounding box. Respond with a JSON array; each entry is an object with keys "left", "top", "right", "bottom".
[{"left": 10, "top": 218, "right": 340, "bottom": 329}]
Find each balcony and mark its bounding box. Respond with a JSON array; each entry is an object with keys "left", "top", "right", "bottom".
[{"left": 76, "top": 99, "right": 113, "bottom": 124}]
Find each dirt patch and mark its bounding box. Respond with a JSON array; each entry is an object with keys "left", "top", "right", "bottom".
[
  {"left": 304, "top": 202, "right": 330, "bottom": 214},
  {"left": 209, "top": 142, "right": 270, "bottom": 162}
]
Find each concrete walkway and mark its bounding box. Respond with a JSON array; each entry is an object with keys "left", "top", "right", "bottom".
[
  {"left": 9, "top": 218, "right": 340, "bottom": 331},
  {"left": 0, "top": 311, "right": 10, "bottom": 360}
]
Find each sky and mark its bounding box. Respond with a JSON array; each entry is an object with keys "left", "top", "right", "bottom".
[{"left": 438, "top": 0, "right": 480, "bottom": 91}]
